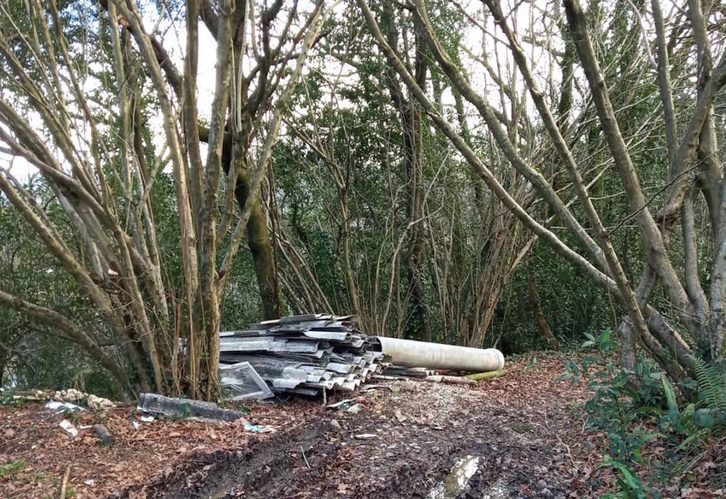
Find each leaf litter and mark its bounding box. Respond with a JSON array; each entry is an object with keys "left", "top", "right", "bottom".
[{"left": 1, "top": 353, "right": 723, "bottom": 498}]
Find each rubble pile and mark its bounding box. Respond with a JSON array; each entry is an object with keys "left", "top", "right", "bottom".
[{"left": 219, "top": 314, "right": 387, "bottom": 398}]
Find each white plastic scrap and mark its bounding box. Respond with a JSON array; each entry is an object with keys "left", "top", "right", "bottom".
[
  {"left": 243, "top": 422, "right": 271, "bottom": 433},
  {"left": 140, "top": 415, "right": 154, "bottom": 423},
  {"left": 45, "top": 401, "right": 84, "bottom": 413},
  {"left": 59, "top": 419, "right": 78, "bottom": 438}
]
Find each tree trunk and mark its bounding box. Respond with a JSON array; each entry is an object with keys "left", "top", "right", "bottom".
[
  {"left": 526, "top": 253, "right": 558, "bottom": 348},
  {"left": 247, "top": 200, "right": 281, "bottom": 320},
  {"left": 619, "top": 318, "right": 637, "bottom": 371},
  {"left": 382, "top": 4, "right": 430, "bottom": 340},
  {"left": 218, "top": 133, "right": 283, "bottom": 320},
  {"left": 231, "top": 160, "right": 282, "bottom": 320}
]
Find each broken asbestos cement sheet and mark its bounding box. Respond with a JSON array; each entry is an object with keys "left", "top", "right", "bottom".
[
  {"left": 219, "top": 314, "right": 386, "bottom": 399},
  {"left": 137, "top": 393, "right": 243, "bottom": 422},
  {"left": 218, "top": 313, "right": 505, "bottom": 400}
]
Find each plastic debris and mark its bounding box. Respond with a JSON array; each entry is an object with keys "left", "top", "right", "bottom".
[
  {"left": 50, "top": 389, "right": 116, "bottom": 412},
  {"left": 220, "top": 361, "right": 274, "bottom": 401},
  {"left": 140, "top": 415, "right": 154, "bottom": 423},
  {"left": 361, "top": 384, "right": 394, "bottom": 392},
  {"left": 243, "top": 422, "right": 270, "bottom": 433},
  {"left": 45, "top": 401, "right": 84, "bottom": 413},
  {"left": 423, "top": 375, "right": 476, "bottom": 385},
  {"left": 326, "top": 398, "right": 356, "bottom": 410},
  {"left": 59, "top": 419, "right": 78, "bottom": 437}
]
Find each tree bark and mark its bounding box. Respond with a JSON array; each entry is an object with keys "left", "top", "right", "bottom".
[
  {"left": 381, "top": 3, "right": 430, "bottom": 340},
  {"left": 214, "top": 132, "right": 283, "bottom": 320},
  {"left": 245, "top": 184, "right": 282, "bottom": 320},
  {"left": 526, "top": 253, "right": 558, "bottom": 348}
]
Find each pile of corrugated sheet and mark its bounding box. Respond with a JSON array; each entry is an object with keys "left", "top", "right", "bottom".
[{"left": 219, "top": 314, "right": 386, "bottom": 399}]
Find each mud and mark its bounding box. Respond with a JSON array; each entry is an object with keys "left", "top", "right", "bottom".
[{"left": 134, "top": 358, "right": 590, "bottom": 498}]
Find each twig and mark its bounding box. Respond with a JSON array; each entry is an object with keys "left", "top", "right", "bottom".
[
  {"left": 423, "top": 375, "right": 476, "bottom": 385},
  {"left": 59, "top": 463, "right": 72, "bottom": 499},
  {"left": 300, "top": 445, "right": 311, "bottom": 469},
  {"left": 680, "top": 449, "right": 708, "bottom": 477},
  {"left": 544, "top": 409, "right": 579, "bottom": 473},
  {"left": 608, "top": 165, "right": 699, "bottom": 235},
  {"left": 555, "top": 431, "right": 579, "bottom": 473},
  {"left": 624, "top": 0, "right": 657, "bottom": 70}
]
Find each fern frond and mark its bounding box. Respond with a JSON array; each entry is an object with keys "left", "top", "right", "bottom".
[{"left": 689, "top": 356, "right": 726, "bottom": 413}]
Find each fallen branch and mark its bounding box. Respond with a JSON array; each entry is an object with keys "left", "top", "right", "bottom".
[
  {"left": 59, "top": 463, "right": 72, "bottom": 499},
  {"left": 300, "top": 445, "right": 311, "bottom": 469},
  {"left": 424, "top": 375, "right": 476, "bottom": 385},
  {"left": 465, "top": 370, "right": 507, "bottom": 381}
]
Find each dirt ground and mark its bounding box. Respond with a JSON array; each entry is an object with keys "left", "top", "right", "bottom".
[
  {"left": 0, "top": 353, "right": 636, "bottom": 498},
  {"left": 142, "top": 354, "right": 604, "bottom": 499}
]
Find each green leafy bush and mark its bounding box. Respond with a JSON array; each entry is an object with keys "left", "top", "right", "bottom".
[{"left": 563, "top": 330, "right": 726, "bottom": 496}]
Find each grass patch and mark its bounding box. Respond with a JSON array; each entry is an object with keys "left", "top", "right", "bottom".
[{"left": 0, "top": 459, "right": 26, "bottom": 479}]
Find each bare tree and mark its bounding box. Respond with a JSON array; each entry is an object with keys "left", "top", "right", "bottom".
[
  {"left": 271, "top": 3, "right": 545, "bottom": 346},
  {"left": 357, "top": 0, "right": 726, "bottom": 381},
  {"left": 0, "top": 0, "right": 326, "bottom": 397}
]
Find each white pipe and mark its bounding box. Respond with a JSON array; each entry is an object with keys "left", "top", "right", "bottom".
[{"left": 375, "top": 337, "right": 505, "bottom": 372}]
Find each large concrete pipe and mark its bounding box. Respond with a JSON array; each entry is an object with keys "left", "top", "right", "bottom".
[{"left": 375, "top": 337, "right": 505, "bottom": 372}]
